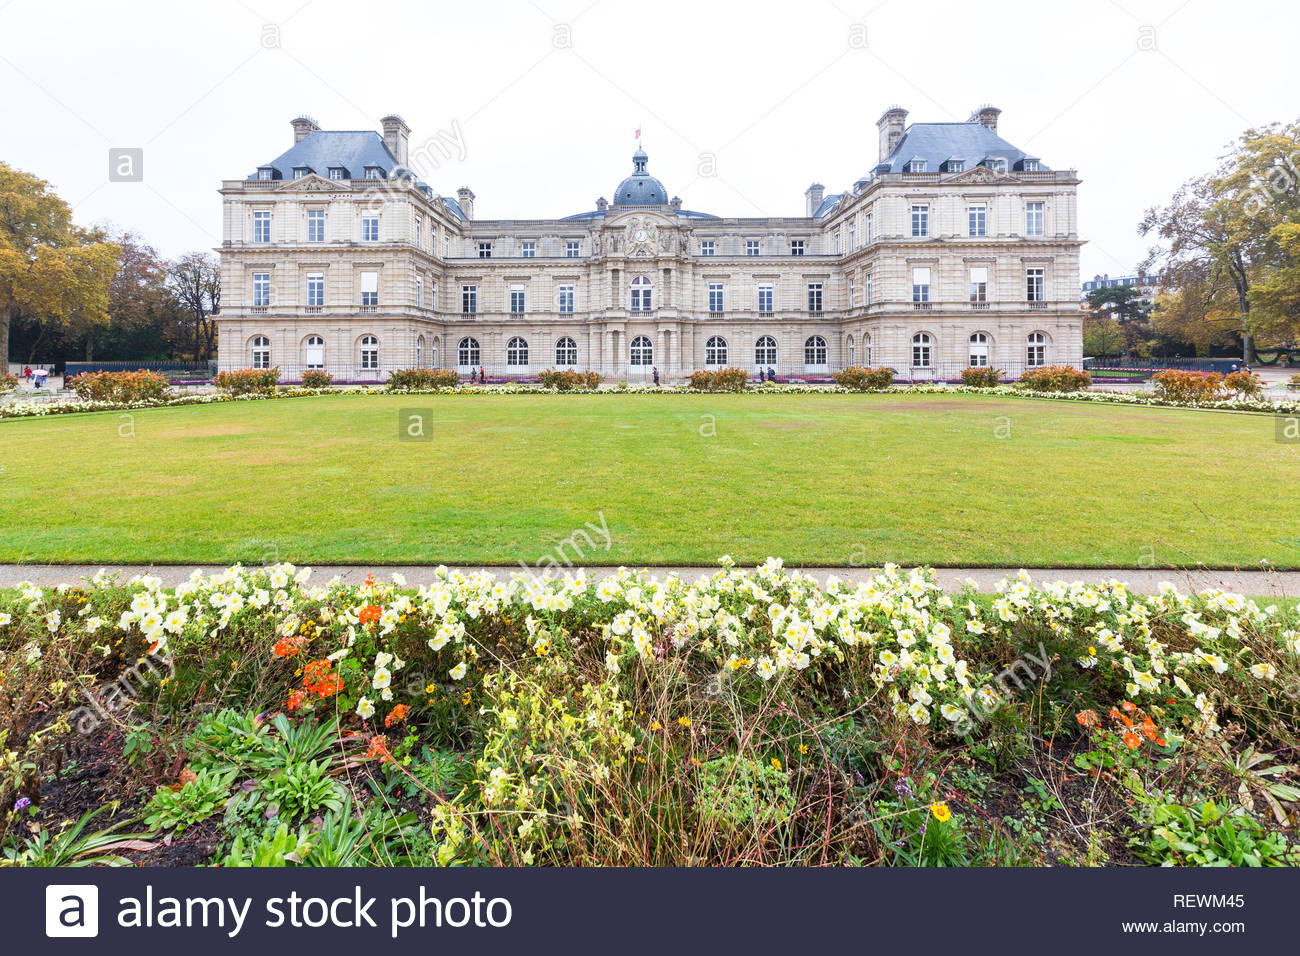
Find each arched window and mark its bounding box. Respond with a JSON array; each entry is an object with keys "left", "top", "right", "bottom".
[
  {"left": 630, "top": 275, "right": 653, "bottom": 311},
  {"left": 251, "top": 335, "right": 271, "bottom": 369},
  {"left": 1027, "top": 331, "right": 1046, "bottom": 367},
  {"left": 506, "top": 336, "right": 529, "bottom": 366},
  {"left": 303, "top": 335, "right": 324, "bottom": 369},
  {"left": 969, "top": 332, "right": 990, "bottom": 368},
  {"left": 911, "top": 332, "right": 932, "bottom": 368},
  {"left": 847, "top": 335, "right": 856, "bottom": 366},
  {"left": 755, "top": 335, "right": 777, "bottom": 366},
  {"left": 864, "top": 333, "right": 873, "bottom": 366},
  {"left": 804, "top": 335, "right": 828, "bottom": 366},
  {"left": 705, "top": 335, "right": 728, "bottom": 366},
  {"left": 431, "top": 337, "right": 439, "bottom": 367},
  {"left": 556, "top": 336, "right": 578, "bottom": 366},
  {"left": 359, "top": 335, "right": 379, "bottom": 370},
  {"left": 630, "top": 335, "right": 653, "bottom": 366},
  {"left": 458, "top": 337, "right": 480, "bottom": 367},
  {"left": 416, "top": 335, "right": 425, "bottom": 367}
]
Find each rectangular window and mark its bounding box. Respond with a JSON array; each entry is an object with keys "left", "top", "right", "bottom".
[
  {"left": 905, "top": 159, "right": 928, "bottom": 173},
  {"left": 414, "top": 216, "right": 422, "bottom": 247},
  {"left": 970, "top": 266, "right": 988, "bottom": 302},
  {"left": 430, "top": 283, "right": 437, "bottom": 310},
  {"left": 1026, "top": 267, "right": 1046, "bottom": 301},
  {"left": 708, "top": 283, "right": 724, "bottom": 313},
  {"left": 790, "top": 239, "right": 805, "bottom": 256},
  {"left": 911, "top": 204, "right": 929, "bottom": 238},
  {"left": 968, "top": 204, "right": 986, "bottom": 237},
  {"left": 257, "top": 168, "right": 273, "bottom": 181},
  {"left": 478, "top": 242, "right": 492, "bottom": 259},
  {"left": 510, "top": 285, "right": 525, "bottom": 314},
  {"left": 365, "top": 167, "right": 382, "bottom": 179},
  {"left": 522, "top": 241, "right": 536, "bottom": 258},
  {"left": 807, "top": 283, "right": 823, "bottom": 313},
  {"left": 700, "top": 240, "right": 715, "bottom": 256},
  {"left": 1024, "top": 159, "right": 1041, "bottom": 172},
  {"left": 307, "top": 209, "right": 325, "bottom": 242},
  {"left": 360, "top": 270, "right": 378, "bottom": 307},
  {"left": 462, "top": 285, "right": 477, "bottom": 314},
  {"left": 757, "top": 283, "right": 773, "bottom": 313},
  {"left": 864, "top": 273, "right": 873, "bottom": 305},
  {"left": 253, "top": 210, "right": 271, "bottom": 243},
  {"left": 849, "top": 278, "right": 855, "bottom": 309},
  {"left": 1026, "top": 201, "right": 1044, "bottom": 237},
  {"left": 746, "top": 239, "right": 760, "bottom": 256},
  {"left": 328, "top": 167, "right": 345, "bottom": 180},
  {"left": 558, "top": 284, "right": 574, "bottom": 313},
  {"left": 307, "top": 272, "right": 325, "bottom": 307},
  {"left": 865, "top": 212, "right": 873, "bottom": 244},
  {"left": 565, "top": 240, "right": 580, "bottom": 258},
  {"left": 912, "top": 266, "right": 931, "bottom": 303},
  {"left": 849, "top": 222, "right": 856, "bottom": 249},
  {"left": 361, "top": 216, "right": 379, "bottom": 242},
  {"left": 252, "top": 272, "right": 270, "bottom": 307}
]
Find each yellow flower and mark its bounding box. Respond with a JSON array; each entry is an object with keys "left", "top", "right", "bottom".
[
  {"left": 770, "top": 757, "right": 782, "bottom": 771},
  {"left": 650, "top": 721, "right": 662, "bottom": 731},
  {"left": 930, "top": 801, "right": 952, "bottom": 823},
  {"left": 798, "top": 744, "right": 809, "bottom": 755},
  {"left": 676, "top": 716, "right": 691, "bottom": 728}
]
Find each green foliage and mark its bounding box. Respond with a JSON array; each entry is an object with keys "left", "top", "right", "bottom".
[
  {"left": 537, "top": 368, "right": 603, "bottom": 390},
  {"left": 696, "top": 757, "right": 795, "bottom": 836},
  {"left": 833, "top": 365, "right": 895, "bottom": 390},
  {"left": 385, "top": 367, "right": 459, "bottom": 390},
  {"left": 214, "top": 367, "right": 279, "bottom": 395},
  {"left": 1018, "top": 365, "right": 1091, "bottom": 392},
  {"left": 70, "top": 369, "right": 169, "bottom": 403},
  {"left": 220, "top": 822, "right": 315, "bottom": 866},
  {"left": 144, "top": 768, "right": 235, "bottom": 832},
  {"left": 960, "top": 366, "right": 1002, "bottom": 387},
  {"left": 256, "top": 758, "right": 345, "bottom": 820},
  {"left": 1132, "top": 798, "right": 1300, "bottom": 867},
  {"left": 299, "top": 369, "right": 333, "bottom": 388},
  {"left": 1, "top": 805, "right": 141, "bottom": 867},
  {"left": 688, "top": 367, "right": 750, "bottom": 391}
]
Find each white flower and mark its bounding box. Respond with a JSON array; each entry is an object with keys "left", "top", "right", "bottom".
[
  {"left": 604, "top": 651, "right": 621, "bottom": 674},
  {"left": 940, "top": 703, "right": 964, "bottom": 722},
  {"left": 0, "top": 612, "right": 11, "bottom": 627},
  {"left": 356, "top": 697, "right": 375, "bottom": 719},
  {"left": 449, "top": 661, "right": 468, "bottom": 680},
  {"left": 1249, "top": 662, "right": 1277, "bottom": 680},
  {"left": 372, "top": 667, "right": 392, "bottom": 690},
  {"left": 44, "top": 609, "right": 61, "bottom": 632}
]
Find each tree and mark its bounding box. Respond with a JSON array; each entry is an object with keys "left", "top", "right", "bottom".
[
  {"left": 1082, "top": 315, "right": 1125, "bottom": 359},
  {"left": 0, "top": 162, "right": 119, "bottom": 365},
  {"left": 1085, "top": 284, "right": 1151, "bottom": 325},
  {"left": 1249, "top": 221, "right": 1300, "bottom": 345},
  {"left": 166, "top": 252, "right": 220, "bottom": 361},
  {"left": 1141, "top": 121, "right": 1300, "bottom": 363}
]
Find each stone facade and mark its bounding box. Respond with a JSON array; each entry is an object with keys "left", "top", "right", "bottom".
[{"left": 217, "top": 108, "right": 1083, "bottom": 382}]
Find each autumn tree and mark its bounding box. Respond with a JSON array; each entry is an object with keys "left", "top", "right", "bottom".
[
  {"left": 166, "top": 252, "right": 220, "bottom": 361},
  {"left": 0, "top": 162, "right": 120, "bottom": 365},
  {"left": 1141, "top": 121, "right": 1300, "bottom": 362}
]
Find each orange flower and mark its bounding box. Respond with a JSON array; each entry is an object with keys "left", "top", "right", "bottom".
[
  {"left": 358, "top": 604, "right": 382, "bottom": 626},
  {"left": 1123, "top": 732, "right": 1141, "bottom": 749},
  {"left": 366, "top": 734, "right": 393, "bottom": 762},
  {"left": 1120, "top": 700, "right": 1136, "bottom": 713},
  {"left": 286, "top": 689, "right": 307, "bottom": 712},
  {"left": 385, "top": 704, "right": 411, "bottom": 727},
  {"left": 1076, "top": 709, "right": 1099, "bottom": 728},
  {"left": 273, "top": 636, "right": 306, "bottom": 658}
]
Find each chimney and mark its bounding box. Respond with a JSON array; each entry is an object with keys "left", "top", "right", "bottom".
[
  {"left": 669, "top": 196, "right": 682, "bottom": 211},
  {"left": 971, "top": 105, "right": 1001, "bottom": 133},
  {"left": 380, "top": 114, "right": 411, "bottom": 166},
  {"left": 805, "top": 183, "right": 825, "bottom": 217},
  {"left": 456, "top": 186, "right": 476, "bottom": 220},
  {"left": 291, "top": 115, "right": 320, "bottom": 144},
  {"left": 876, "top": 106, "right": 907, "bottom": 163},
  {"left": 596, "top": 197, "right": 608, "bottom": 212}
]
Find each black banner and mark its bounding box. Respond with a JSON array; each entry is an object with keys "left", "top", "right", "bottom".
[{"left": 7, "top": 867, "right": 1290, "bottom": 954}]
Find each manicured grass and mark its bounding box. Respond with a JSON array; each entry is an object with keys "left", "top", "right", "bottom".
[{"left": 1, "top": 393, "right": 1297, "bottom": 567}]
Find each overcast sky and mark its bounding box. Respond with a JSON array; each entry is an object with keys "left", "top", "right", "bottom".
[{"left": 2, "top": 0, "right": 1295, "bottom": 281}]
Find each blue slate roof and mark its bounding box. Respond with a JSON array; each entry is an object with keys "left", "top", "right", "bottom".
[
  {"left": 251, "top": 130, "right": 399, "bottom": 179},
  {"left": 876, "top": 121, "right": 1045, "bottom": 175}
]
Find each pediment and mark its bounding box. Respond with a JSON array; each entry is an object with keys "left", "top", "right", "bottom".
[
  {"left": 943, "top": 166, "right": 1019, "bottom": 185},
  {"left": 277, "top": 173, "right": 350, "bottom": 192}
]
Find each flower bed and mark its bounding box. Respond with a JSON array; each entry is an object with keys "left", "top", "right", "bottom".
[{"left": 3, "top": 561, "right": 1297, "bottom": 867}]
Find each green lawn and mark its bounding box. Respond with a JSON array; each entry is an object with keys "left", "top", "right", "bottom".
[{"left": 1, "top": 393, "right": 1297, "bottom": 567}]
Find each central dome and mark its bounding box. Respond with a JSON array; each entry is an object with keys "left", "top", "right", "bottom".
[{"left": 613, "top": 147, "right": 667, "bottom": 205}]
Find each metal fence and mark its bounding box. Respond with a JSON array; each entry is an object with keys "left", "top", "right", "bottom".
[
  {"left": 64, "top": 360, "right": 218, "bottom": 380},
  {"left": 1082, "top": 357, "right": 1243, "bottom": 374}
]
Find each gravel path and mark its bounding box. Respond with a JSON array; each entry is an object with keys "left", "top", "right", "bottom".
[{"left": 1, "top": 564, "right": 1297, "bottom": 595}]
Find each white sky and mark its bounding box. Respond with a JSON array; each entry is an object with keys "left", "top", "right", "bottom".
[{"left": 2, "top": 0, "right": 1296, "bottom": 282}]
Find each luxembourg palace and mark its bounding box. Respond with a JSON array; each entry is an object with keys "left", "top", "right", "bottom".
[{"left": 216, "top": 106, "right": 1083, "bottom": 382}]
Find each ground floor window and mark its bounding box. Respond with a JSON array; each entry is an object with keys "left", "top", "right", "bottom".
[
  {"left": 969, "top": 332, "right": 989, "bottom": 367},
  {"left": 507, "top": 336, "right": 529, "bottom": 366},
  {"left": 1027, "top": 331, "right": 1046, "bottom": 367},
  {"left": 556, "top": 336, "right": 578, "bottom": 365},
  {"left": 705, "top": 335, "right": 728, "bottom": 365},
  {"left": 630, "top": 335, "right": 653, "bottom": 366},
  {"left": 304, "top": 335, "right": 324, "bottom": 369},
  {"left": 360, "top": 335, "right": 379, "bottom": 370},
  {"left": 459, "top": 337, "right": 480, "bottom": 366},
  {"left": 804, "top": 335, "right": 827, "bottom": 366},
  {"left": 251, "top": 335, "right": 270, "bottom": 369},
  {"left": 912, "top": 332, "right": 932, "bottom": 368},
  {"left": 755, "top": 335, "right": 777, "bottom": 366}
]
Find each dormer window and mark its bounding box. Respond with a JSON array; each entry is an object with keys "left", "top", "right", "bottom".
[
  {"left": 256, "top": 167, "right": 276, "bottom": 181},
  {"left": 904, "top": 158, "right": 928, "bottom": 173},
  {"left": 364, "top": 166, "right": 384, "bottom": 180},
  {"left": 983, "top": 157, "right": 1008, "bottom": 173},
  {"left": 292, "top": 166, "right": 312, "bottom": 179},
  {"left": 327, "top": 167, "right": 348, "bottom": 180},
  {"left": 941, "top": 159, "right": 965, "bottom": 173},
  {"left": 1021, "top": 158, "right": 1041, "bottom": 172}
]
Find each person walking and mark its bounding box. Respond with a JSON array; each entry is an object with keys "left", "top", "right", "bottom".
[
  {"left": 652, "top": 366, "right": 659, "bottom": 386},
  {"left": 479, "top": 366, "right": 486, "bottom": 384}
]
